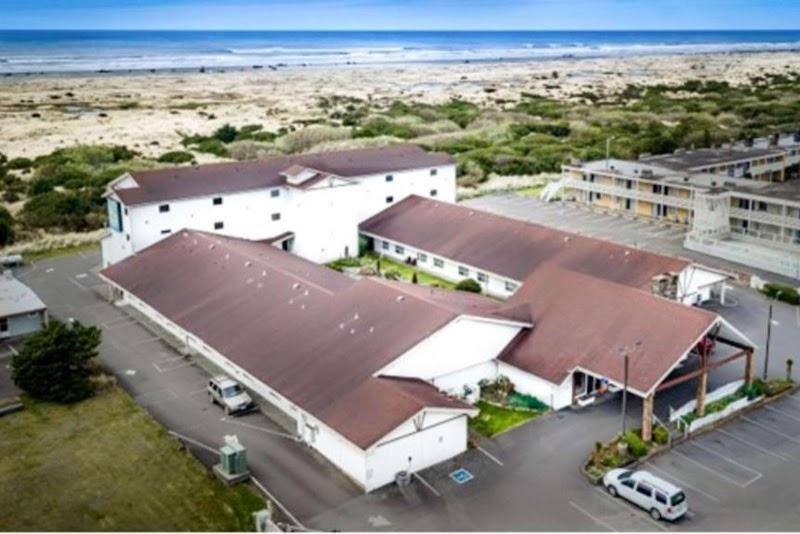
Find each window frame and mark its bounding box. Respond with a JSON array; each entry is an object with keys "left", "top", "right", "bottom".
[
  {"left": 158, "top": 204, "right": 170, "bottom": 213},
  {"left": 212, "top": 197, "right": 223, "bottom": 206},
  {"left": 271, "top": 212, "right": 281, "bottom": 221},
  {"left": 433, "top": 258, "right": 444, "bottom": 268},
  {"left": 386, "top": 196, "right": 394, "bottom": 204},
  {"left": 270, "top": 189, "right": 280, "bottom": 198},
  {"left": 214, "top": 221, "right": 224, "bottom": 230}
]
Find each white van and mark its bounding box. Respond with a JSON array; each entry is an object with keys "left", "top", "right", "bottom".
[{"left": 603, "top": 469, "right": 688, "bottom": 521}]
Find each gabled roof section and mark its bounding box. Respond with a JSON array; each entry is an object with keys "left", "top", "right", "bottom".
[
  {"left": 360, "top": 195, "right": 689, "bottom": 290},
  {"left": 0, "top": 272, "right": 46, "bottom": 318},
  {"left": 497, "top": 265, "right": 718, "bottom": 396},
  {"left": 99, "top": 230, "right": 483, "bottom": 449},
  {"left": 113, "top": 144, "right": 454, "bottom": 206}
]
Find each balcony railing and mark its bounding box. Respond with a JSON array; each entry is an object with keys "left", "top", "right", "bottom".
[
  {"left": 730, "top": 208, "right": 800, "bottom": 231},
  {"left": 562, "top": 178, "right": 694, "bottom": 209}
]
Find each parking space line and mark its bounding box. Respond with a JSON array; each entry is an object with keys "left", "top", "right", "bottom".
[
  {"left": 765, "top": 404, "right": 800, "bottom": 423},
  {"left": 68, "top": 277, "right": 89, "bottom": 291},
  {"left": 644, "top": 463, "right": 721, "bottom": 502},
  {"left": 101, "top": 315, "right": 136, "bottom": 328},
  {"left": 670, "top": 449, "right": 759, "bottom": 488},
  {"left": 413, "top": 472, "right": 441, "bottom": 497},
  {"left": 683, "top": 442, "right": 762, "bottom": 487},
  {"left": 130, "top": 336, "right": 163, "bottom": 347},
  {"left": 742, "top": 415, "right": 800, "bottom": 445},
  {"left": 568, "top": 501, "right": 617, "bottom": 532},
  {"left": 219, "top": 417, "right": 298, "bottom": 440},
  {"left": 476, "top": 446, "right": 504, "bottom": 466},
  {"left": 717, "top": 428, "right": 791, "bottom": 462},
  {"left": 592, "top": 487, "right": 668, "bottom": 531},
  {"left": 153, "top": 360, "right": 192, "bottom": 373}
]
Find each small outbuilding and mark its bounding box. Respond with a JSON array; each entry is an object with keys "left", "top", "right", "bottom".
[{"left": 0, "top": 270, "right": 47, "bottom": 340}]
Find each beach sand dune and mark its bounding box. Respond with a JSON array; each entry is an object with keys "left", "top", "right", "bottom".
[{"left": 1, "top": 51, "right": 799, "bottom": 160}]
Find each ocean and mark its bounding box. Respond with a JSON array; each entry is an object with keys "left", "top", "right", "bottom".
[{"left": 1, "top": 30, "right": 800, "bottom": 75}]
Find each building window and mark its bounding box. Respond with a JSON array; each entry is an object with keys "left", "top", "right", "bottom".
[
  {"left": 433, "top": 258, "right": 444, "bottom": 268},
  {"left": 430, "top": 169, "right": 438, "bottom": 176},
  {"left": 0, "top": 318, "right": 7, "bottom": 333},
  {"left": 159, "top": 204, "right": 170, "bottom": 213},
  {"left": 160, "top": 229, "right": 171, "bottom": 235},
  {"left": 385, "top": 174, "right": 394, "bottom": 183},
  {"left": 214, "top": 222, "right": 224, "bottom": 230},
  {"left": 394, "top": 245, "right": 404, "bottom": 255},
  {"left": 430, "top": 189, "right": 438, "bottom": 197},
  {"left": 271, "top": 189, "right": 280, "bottom": 198},
  {"left": 505, "top": 281, "right": 518, "bottom": 292},
  {"left": 477, "top": 272, "right": 488, "bottom": 283},
  {"left": 458, "top": 266, "right": 469, "bottom": 277},
  {"left": 381, "top": 240, "right": 389, "bottom": 250},
  {"left": 386, "top": 196, "right": 394, "bottom": 204},
  {"left": 271, "top": 213, "right": 281, "bottom": 221},
  {"left": 213, "top": 197, "right": 222, "bottom": 205},
  {"left": 417, "top": 252, "right": 428, "bottom": 263}
]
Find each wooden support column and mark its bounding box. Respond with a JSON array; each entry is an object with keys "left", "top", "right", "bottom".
[
  {"left": 642, "top": 393, "right": 654, "bottom": 442},
  {"left": 696, "top": 348, "right": 709, "bottom": 417},
  {"left": 744, "top": 349, "right": 754, "bottom": 386}
]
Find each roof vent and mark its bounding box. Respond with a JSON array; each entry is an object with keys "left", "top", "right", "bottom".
[
  {"left": 369, "top": 326, "right": 375, "bottom": 334},
  {"left": 192, "top": 239, "right": 198, "bottom": 245},
  {"left": 209, "top": 244, "right": 215, "bottom": 250},
  {"left": 292, "top": 282, "right": 301, "bottom": 289},
  {"left": 224, "top": 253, "right": 230, "bottom": 260},
  {"left": 339, "top": 323, "right": 345, "bottom": 329},
  {"left": 350, "top": 328, "right": 356, "bottom": 335},
  {"left": 262, "top": 270, "right": 267, "bottom": 277},
  {"left": 353, "top": 313, "right": 359, "bottom": 320},
  {"left": 624, "top": 250, "right": 631, "bottom": 256},
  {"left": 396, "top": 295, "right": 405, "bottom": 302},
  {"left": 245, "top": 260, "right": 252, "bottom": 267},
  {"left": 563, "top": 236, "right": 570, "bottom": 242}
]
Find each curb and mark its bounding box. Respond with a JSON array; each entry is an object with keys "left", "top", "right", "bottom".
[{"left": 0, "top": 400, "right": 24, "bottom": 417}]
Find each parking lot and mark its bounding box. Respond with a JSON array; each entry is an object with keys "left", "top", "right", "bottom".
[{"left": 463, "top": 193, "right": 799, "bottom": 285}]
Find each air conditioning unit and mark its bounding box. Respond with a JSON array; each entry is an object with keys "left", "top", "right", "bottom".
[{"left": 213, "top": 435, "right": 250, "bottom": 485}]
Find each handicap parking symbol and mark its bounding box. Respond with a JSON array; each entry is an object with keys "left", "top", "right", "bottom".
[{"left": 449, "top": 468, "right": 474, "bottom": 484}]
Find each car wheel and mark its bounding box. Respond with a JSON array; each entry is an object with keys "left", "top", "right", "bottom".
[
  {"left": 607, "top": 485, "right": 617, "bottom": 497},
  {"left": 650, "top": 508, "right": 661, "bottom": 521},
  {"left": 225, "top": 405, "right": 231, "bottom": 416}
]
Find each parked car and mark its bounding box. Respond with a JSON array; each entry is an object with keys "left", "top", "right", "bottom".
[
  {"left": 207, "top": 376, "right": 254, "bottom": 415},
  {"left": 603, "top": 469, "right": 688, "bottom": 521}
]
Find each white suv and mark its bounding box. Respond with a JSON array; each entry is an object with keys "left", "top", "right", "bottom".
[
  {"left": 207, "top": 376, "right": 254, "bottom": 415},
  {"left": 603, "top": 469, "right": 688, "bottom": 521}
]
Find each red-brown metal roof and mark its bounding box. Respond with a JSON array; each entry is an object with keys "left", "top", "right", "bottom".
[
  {"left": 100, "top": 230, "right": 478, "bottom": 448},
  {"left": 498, "top": 265, "right": 718, "bottom": 395},
  {"left": 114, "top": 145, "right": 454, "bottom": 206},
  {"left": 360, "top": 196, "right": 689, "bottom": 290}
]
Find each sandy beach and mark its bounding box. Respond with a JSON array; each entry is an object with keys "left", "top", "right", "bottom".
[{"left": 2, "top": 51, "right": 800, "bottom": 161}]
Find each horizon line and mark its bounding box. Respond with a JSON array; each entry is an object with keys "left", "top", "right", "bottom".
[{"left": 1, "top": 28, "right": 799, "bottom": 32}]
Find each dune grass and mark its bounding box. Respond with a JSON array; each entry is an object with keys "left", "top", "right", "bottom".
[{"left": 0, "top": 387, "right": 265, "bottom": 531}]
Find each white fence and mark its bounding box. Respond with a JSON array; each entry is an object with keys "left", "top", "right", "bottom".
[{"left": 669, "top": 379, "right": 744, "bottom": 422}]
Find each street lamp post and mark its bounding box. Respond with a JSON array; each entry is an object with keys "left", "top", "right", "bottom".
[
  {"left": 763, "top": 290, "right": 782, "bottom": 380},
  {"left": 619, "top": 340, "right": 643, "bottom": 436}
]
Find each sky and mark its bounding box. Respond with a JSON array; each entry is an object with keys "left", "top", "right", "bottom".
[{"left": 0, "top": 0, "right": 799, "bottom": 31}]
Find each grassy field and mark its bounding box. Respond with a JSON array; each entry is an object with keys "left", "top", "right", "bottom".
[
  {"left": 469, "top": 400, "right": 543, "bottom": 438},
  {"left": 0, "top": 387, "right": 265, "bottom": 531}
]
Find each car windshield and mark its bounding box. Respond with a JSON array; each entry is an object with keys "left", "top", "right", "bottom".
[
  {"left": 671, "top": 491, "right": 686, "bottom": 506},
  {"left": 618, "top": 470, "right": 634, "bottom": 480},
  {"left": 222, "top": 385, "right": 243, "bottom": 398}
]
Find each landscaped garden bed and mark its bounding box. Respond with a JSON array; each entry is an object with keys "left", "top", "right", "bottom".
[
  {"left": 468, "top": 376, "right": 549, "bottom": 438},
  {"left": 327, "top": 252, "right": 456, "bottom": 289},
  {"left": 583, "top": 426, "right": 670, "bottom": 484}
]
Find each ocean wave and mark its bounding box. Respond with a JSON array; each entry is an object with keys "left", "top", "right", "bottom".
[{"left": 2, "top": 37, "right": 800, "bottom": 74}]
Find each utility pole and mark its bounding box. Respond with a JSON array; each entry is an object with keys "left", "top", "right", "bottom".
[
  {"left": 619, "top": 340, "right": 643, "bottom": 436},
  {"left": 763, "top": 291, "right": 782, "bottom": 380}
]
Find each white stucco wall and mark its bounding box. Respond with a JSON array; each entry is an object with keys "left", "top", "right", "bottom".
[
  {"left": 102, "top": 163, "right": 455, "bottom": 267},
  {"left": 365, "top": 410, "right": 469, "bottom": 492},
  {"left": 379, "top": 317, "right": 524, "bottom": 380},
  {"left": 366, "top": 235, "right": 521, "bottom": 299},
  {"left": 497, "top": 361, "right": 573, "bottom": 410}
]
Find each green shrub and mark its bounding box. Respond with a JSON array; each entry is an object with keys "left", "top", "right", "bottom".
[
  {"left": 194, "top": 138, "right": 230, "bottom": 158},
  {"left": 653, "top": 425, "right": 669, "bottom": 445},
  {"left": 625, "top": 431, "right": 649, "bottom": 458},
  {"left": 507, "top": 391, "right": 549, "bottom": 411},
  {"left": 213, "top": 124, "right": 238, "bottom": 144},
  {"left": 0, "top": 206, "right": 15, "bottom": 247},
  {"left": 157, "top": 151, "right": 195, "bottom": 164},
  {"left": 11, "top": 320, "right": 102, "bottom": 403},
  {"left": 761, "top": 283, "right": 800, "bottom": 306},
  {"left": 7, "top": 157, "right": 33, "bottom": 170},
  {"left": 384, "top": 269, "right": 401, "bottom": 281},
  {"left": 353, "top": 117, "right": 417, "bottom": 139},
  {"left": 19, "top": 191, "right": 99, "bottom": 231},
  {"left": 455, "top": 278, "right": 482, "bottom": 293}
]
